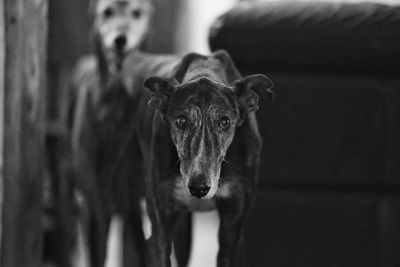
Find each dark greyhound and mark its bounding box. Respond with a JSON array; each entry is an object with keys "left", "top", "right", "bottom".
[{"left": 121, "top": 50, "right": 274, "bottom": 267}]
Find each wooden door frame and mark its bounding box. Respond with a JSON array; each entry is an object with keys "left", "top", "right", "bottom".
[{"left": 0, "top": 1, "right": 48, "bottom": 266}]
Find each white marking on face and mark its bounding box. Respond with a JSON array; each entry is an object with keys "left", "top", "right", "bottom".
[
  {"left": 175, "top": 179, "right": 189, "bottom": 199},
  {"left": 216, "top": 182, "right": 232, "bottom": 198},
  {"left": 95, "top": 0, "right": 153, "bottom": 51},
  {"left": 190, "top": 130, "right": 207, "bottom": 182},
  {"left": 187, "top": 120, "right": 221, "bottom": 200},
  {"left": 203, "top": 178, "right": 219, "bottom": 200}
]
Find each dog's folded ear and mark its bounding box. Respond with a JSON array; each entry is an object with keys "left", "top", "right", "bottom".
[
  {"left": 144, "top": 76, "right": 177, "bottom": 113},
  {"left": 233, "top": 74, "right": 274, "bottom": 113}
]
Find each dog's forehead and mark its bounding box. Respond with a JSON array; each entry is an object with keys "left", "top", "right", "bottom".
[
  {"left": 170, "top": 78, "right": 238, "bottom": 113},
  {"left": 96, "top": 0, "right": 148, "bottom": 12}
]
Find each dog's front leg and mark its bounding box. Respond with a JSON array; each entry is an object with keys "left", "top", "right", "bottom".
[
  {"left": 217, "top": 193, "right": 252, "bottom": 267},
  {"left": 83, "top": 184, "right": 111, "bottom": 267},
  {"left": 146, "top": 195, "right": 182, "bottom": 267},
  {"left": 172, "top": 212, "right": 192, "bottom": 267},
  {"left": 146, "top": 229, "right": 171, "bottom": 267}
]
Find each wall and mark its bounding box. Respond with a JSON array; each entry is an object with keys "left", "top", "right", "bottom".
[{"left": 0, "top": 0, "right": 5, "bottom": 257}]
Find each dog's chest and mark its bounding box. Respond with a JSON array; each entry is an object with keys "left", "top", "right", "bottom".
[{"left": 179, "top": 197, "right": 217, "bottom": 212}]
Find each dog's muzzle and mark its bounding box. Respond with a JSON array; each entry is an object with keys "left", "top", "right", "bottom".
[
  {"left": 188, "top": 173, "right": 211, "bottom": 198},
  {"left": 114, "top": 35, "right": 127, "bottom": 50}
]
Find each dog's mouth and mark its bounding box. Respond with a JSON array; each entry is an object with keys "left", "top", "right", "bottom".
[
  {"left": 174, "top": 178, "right": 219, "bottom": 211},
  {"left": 113, "top": 35, "right": 138, "bottom": 56},
  {"left": 179, "top": 156, "right": 223, "bottom": 200},
  {"left": 181, "top": 172, "right": 220, "bottom": 200},
  {"left": 101, "top": 32, "right": 135, "bottom": 54},
  {"left": 114, "top": 35, "right": 128, "bottom": 51}
]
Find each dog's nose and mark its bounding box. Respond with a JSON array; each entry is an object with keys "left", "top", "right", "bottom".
[
  {"left": 114, "top": 35, "right": 127, "bottom": 49},
  {"left": 188, "top": 174, "right": 211, "bottom": 198},
  {"left": 188, "top": 185, "right": 210, "bottom": 198}
]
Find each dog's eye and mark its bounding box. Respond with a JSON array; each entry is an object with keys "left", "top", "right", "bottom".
[
  {"left": 103, "top": 8, "right": 114, "bottom": 19},
  {"left": 176, "top": 115, "right": 189, "bottom": 129},
  {"left": 218, "top": 117, "right": 231, "bottom": 130},
  {"left": 131, "top": 9, "right": 142, "bottom": 19}
]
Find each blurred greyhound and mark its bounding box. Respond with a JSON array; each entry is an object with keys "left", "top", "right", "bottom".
[
  {"left": 119, "top": 50, "right": 274, "bottom": 267},
  {"left": 69, "top": 0, "right": 153, "bottom": 266},
  {"left": 92, "top": 0, "right": 153, "bottom": 74}
]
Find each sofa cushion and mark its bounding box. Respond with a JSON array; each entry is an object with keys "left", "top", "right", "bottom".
[
  {"left": 244, "top": 189, "right": 400, "bottom": 265},
  {"left": 209, "top": 1, "right": 400, "bottom": 75},
  {"left": 255, "top": 71, "right": 400, "bottom": 187}
]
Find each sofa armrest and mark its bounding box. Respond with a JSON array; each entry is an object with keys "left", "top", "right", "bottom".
[{"left": 209, "top": 1, "right": 400, "bottom": 75}]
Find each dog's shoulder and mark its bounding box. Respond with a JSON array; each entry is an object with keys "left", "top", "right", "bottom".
[
  {"left": 71, "top": 54, "right": 102, "bottom": 106},
  {"left": 72, "top": 55, "right": 99, "bottom": 87},
  {"left": 122, "top": 52, "right": 181, "bottom": 94},
  {"left": 70, "top": 55, "right": 101, "bottom": 139}
]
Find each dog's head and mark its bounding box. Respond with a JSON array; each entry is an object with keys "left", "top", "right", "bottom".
[
  {"left": 91, "top": 0, "right": 153, "bottom": 54},
  {"left": 144, "top": 52, "right": 274, "bottom": 199}
]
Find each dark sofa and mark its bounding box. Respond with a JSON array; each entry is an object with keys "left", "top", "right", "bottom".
[{"left": 209, "top": 1, "right": 400, "bottom": 265}]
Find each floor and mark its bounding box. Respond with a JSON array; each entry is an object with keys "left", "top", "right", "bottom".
[
  {"left": 72, "top": 211, "right": 220, "bottom": 267},
  {"left": 187, "top": 212, "right": 219, "bottom": 267}
]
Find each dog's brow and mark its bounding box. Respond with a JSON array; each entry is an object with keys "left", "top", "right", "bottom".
[
  {"left": 213, "top": 87, "right": 238, "bottom": 113},
  {"left": 117, "top": 1, "right": 129, "bottom": 8},
  {"left": 97, "top": 0, "right": 143, "bottom": 12},
  {"left": 185, "top": 95, "right": 202, "bottom": 107}
]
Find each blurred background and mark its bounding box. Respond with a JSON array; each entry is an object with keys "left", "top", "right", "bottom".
[{"left": 31, "top": 0, "right": 400, "bottom": 266}]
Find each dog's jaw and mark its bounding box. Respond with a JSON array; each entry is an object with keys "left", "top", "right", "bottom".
[
  {"left": 202, "top": 176, "right": 219, "bottom": 199},
  {"left": 174, "top": 178, "right": 217, "bottom": 211},
  {"left": 216, "top": 181, "right": 232, "bottom": 198},
  {"left": 178, "top": 155, "right": 222, "bottom": 200},
  {"left": 173, "top": 177, "right": 233, "bottom": 212}
]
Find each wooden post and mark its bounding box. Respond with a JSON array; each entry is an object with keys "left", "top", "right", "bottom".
[
  {"left": 0, "top": 0, "right": 48, "bottom": 266},
  {"left": 0, "top": 0, "right": 5, "bottom": 259}
]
